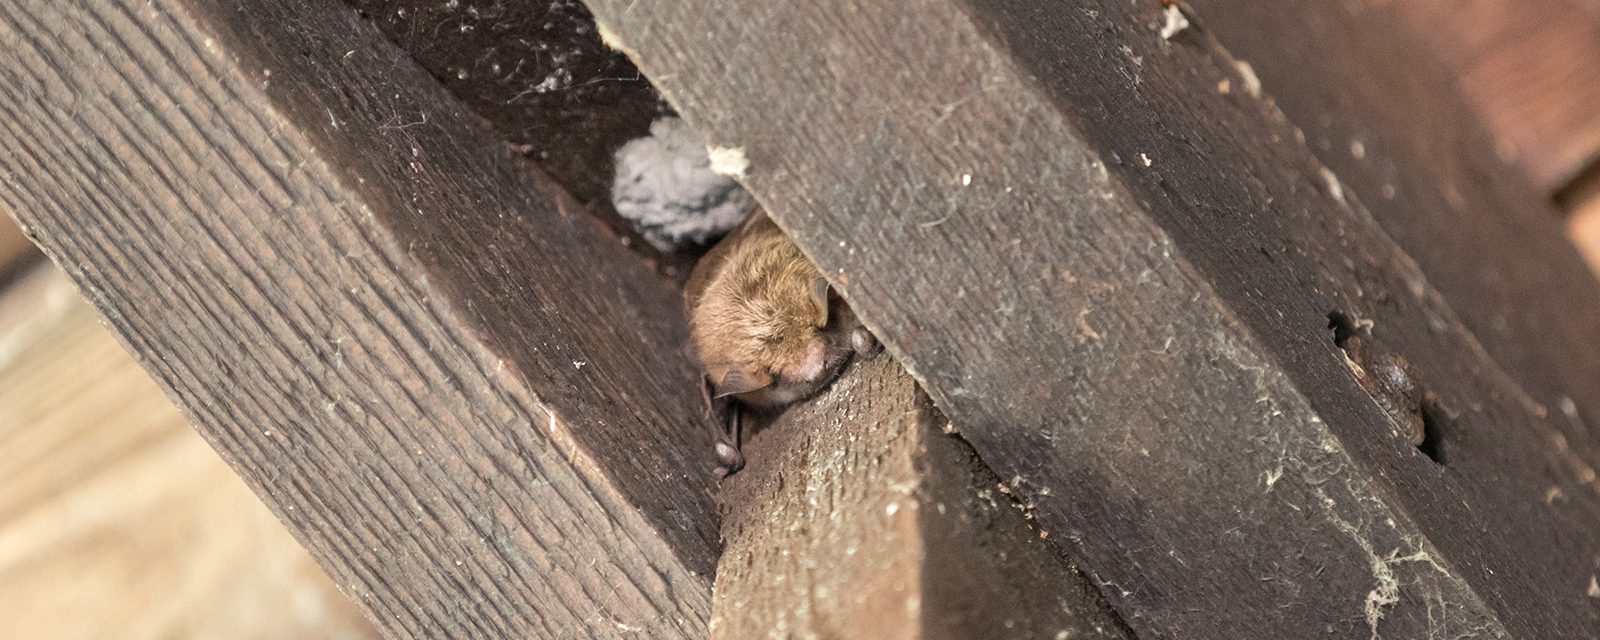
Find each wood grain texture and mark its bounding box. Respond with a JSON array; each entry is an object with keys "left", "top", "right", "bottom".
[
  {"left": 713, "top": 353, "right": 1128, "bottom": 640},
  {"left": 0, "top": 0, "right": 718, "bottom": 637},
  {"left": 591, "top": 0, "right": 1600, "bottom": 636},
  {"left": 1185, "top": 0, "right": 1600, "bottom": 456},
  {"left": 0, "top": 265, "right": 379, "bottom": 640}
]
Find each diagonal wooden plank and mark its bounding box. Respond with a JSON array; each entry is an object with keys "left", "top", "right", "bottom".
[
  {"left": 0, "top": 0, "right": 718, "bottom": 636},
  {"left": 591, "top": 0, "right": 1600, "bottom": 636},
  {"left": 1185, "top": 0, "right": 1600, "bottom": 480}
]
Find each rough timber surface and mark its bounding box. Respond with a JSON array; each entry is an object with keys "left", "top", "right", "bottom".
[
  {"left": 1185, "top": 0, "right": 1600, "bottom": 486},
  {"left": 0, "top": 0, "right": 717, "bottom": 637},
  {"left": 590, "top": 0, "right": 1600, "bottom": 637},
  {"left": 712, "top": 353, "right": 1128, "bottom": 640}
]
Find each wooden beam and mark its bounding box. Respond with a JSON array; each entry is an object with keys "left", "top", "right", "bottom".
[
  {"left": 345, "top": 0, "right": 664, "bottom": 210},
  {"left": 591, "top": 0, "right": 1600, "bottom": 636},
  {"left": 1185, "top": 0, "right": 1600, "bottom": 474},
  {"left": 0, "top": 0, "right": 717, "bottom": 637},
  {"left": 714, "top": 353, "right": 1128, "bottom": 640}
]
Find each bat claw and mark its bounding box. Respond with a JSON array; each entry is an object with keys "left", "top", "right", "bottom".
[
  {"left": 851, "top": 327, "right": 882, "bottom": 358},
  {"left": 714, "top": 440, "right": 745, "bottom": 478}
]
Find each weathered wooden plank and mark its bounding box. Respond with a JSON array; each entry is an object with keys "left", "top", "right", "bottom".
[
  {"left": 592, "top": 0, "right": 1600, "bottom": 636},
  {"left": 0, "top": 265, "right": 379, "bottom": 640},
  {"left": 1186, "top": 0, "right": 1600, "bottom": 458},
  {"left": 714, "top": 352, "right": 1128, "bottom": 640},
  {"left": 0, "top": 0, "right": 717, "bottom": 637}
]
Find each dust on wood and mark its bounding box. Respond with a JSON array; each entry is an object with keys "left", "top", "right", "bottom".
[
  {"left": 348, "top": 0, "right": 679, "bottom": 267},
  {"left": 1186, "top": 0, "right": 1600, "bottom": 497}
]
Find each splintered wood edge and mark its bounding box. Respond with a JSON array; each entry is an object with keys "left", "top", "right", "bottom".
[
  {"left": 0, "top": 0, "right": 717, "bottom": 637},
  {"left": 712, "top": 354, "right": 1128, "bottom": 640}
]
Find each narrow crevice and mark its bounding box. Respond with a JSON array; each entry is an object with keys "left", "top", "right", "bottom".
[
  {"left": 346, "top": 0, "right": 700, "bottom": 278},
  {"left": 1416, "top": 401, "right": 1447, "bottom": 465},
  {"left": 1328, "top": 310, "right": 1444, "bottom": 464}
]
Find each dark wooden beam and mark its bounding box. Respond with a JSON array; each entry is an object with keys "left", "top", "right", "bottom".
[
  {"left": 591, "top": 0, "right": 1600, "bottom": 636},
  {"left": 1185, "top": 0, "right": 1600, "bottom": 481},
  {"left": 714, "top": 353, "right": 1128, "bottom": 640},
  {"left": 0, "top": 0, "right": 717, "bottom": 636}
]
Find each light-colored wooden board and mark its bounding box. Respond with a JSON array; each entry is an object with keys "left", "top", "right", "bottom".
[
  {"left": 0, "top": 265, "right": 378, "bottom": 640},
  {"left": 1568, "top": 181, "right": 1600, "bottom": 277}
]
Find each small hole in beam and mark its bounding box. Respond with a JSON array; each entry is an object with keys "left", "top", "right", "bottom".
[
  {"left": 1326, "top": 309, "right": 1366, "bottom": 347},
  {"left": 1416, "top": 401, "right": 1446, "bottom": 465},
  {"left": 1326, "top": 310, "right": 1443, "bottom": 465}
]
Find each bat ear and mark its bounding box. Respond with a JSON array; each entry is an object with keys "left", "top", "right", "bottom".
[
  {"left": 716, "top": 366, "right": 773, "bottom": 397},
  {"left": 809, "top": 277, "right": 831, "bottom": 327}
]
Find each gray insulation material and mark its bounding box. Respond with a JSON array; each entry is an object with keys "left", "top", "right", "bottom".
[{"left": 611, "top": 117, "right": 755, "bottom": 250}]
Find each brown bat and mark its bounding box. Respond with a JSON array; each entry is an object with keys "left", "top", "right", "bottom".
[
  {"left": 1330, "top": 312, "right": 1432, "bottom": 447},
  {"left": 1340, "top": 333, "right": 1428, "bottom": 447},
  {"left": 685, "top": 209, "right": 879, "bottom": 475}
]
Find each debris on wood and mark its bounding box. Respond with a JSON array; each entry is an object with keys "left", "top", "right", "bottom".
[
  {"left": 1234, "top": 59, "right": 1263, "bottom": 98},
  {"left": 1160, "top": 5, "right": 1190, "bottom": 40},
  {"left": 708, "top": 145, "right": 750, "bottom": 178},
  {"left": 1321, "top": 167, "right": 1347, "bottom": 205}
]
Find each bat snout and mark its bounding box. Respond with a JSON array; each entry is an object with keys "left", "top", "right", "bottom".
[{"left": 785, "top": 339, "right": 829, "bottom": 383}]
